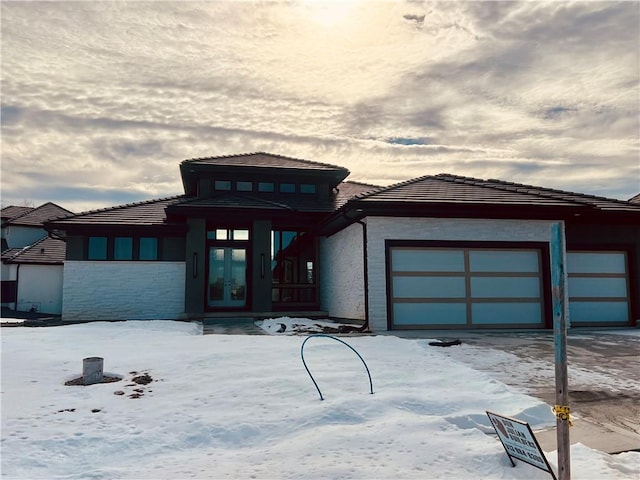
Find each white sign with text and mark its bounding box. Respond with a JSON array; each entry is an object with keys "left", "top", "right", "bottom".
[{"left": 486, "top": 411, "right": 557, "bottom": 480}]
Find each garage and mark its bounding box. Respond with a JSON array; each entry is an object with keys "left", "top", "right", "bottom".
[
  {"left": 567, "top": 250, "right": 632, "bottom": 326},
  {"left": 387, "top": 242, "right": 549, "bottom": 329}
]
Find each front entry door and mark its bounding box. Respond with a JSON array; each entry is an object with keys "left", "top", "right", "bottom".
[{"left": 207, "top": 247, "right": 247, "bottom": 308}]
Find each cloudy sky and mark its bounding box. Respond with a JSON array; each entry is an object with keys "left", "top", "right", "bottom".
[{"left": 1, "top": 1, "right": 638, "bottom": 212}]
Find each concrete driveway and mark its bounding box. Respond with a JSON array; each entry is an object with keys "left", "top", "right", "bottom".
[{"left": 393, "top": 328, "right": 640, "bottom": 454}]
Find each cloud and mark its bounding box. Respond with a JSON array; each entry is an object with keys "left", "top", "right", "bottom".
[{"left": 1, "top": 1, "right": 638, "bottom": 212}]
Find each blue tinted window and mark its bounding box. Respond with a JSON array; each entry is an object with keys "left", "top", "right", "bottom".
[
  {"left": 280, "top": 183, "right": 296, "bottom": 193},
  {"left": 114, "top": 237, "right": 133, "bottom": 260},
  {"left": 258, "top": 182, "right": 274, "bottom": 192},
  {"left": 214, "top": 180, "right": 232, "bottom": 191},
  {"left": 300, "top": 184, "right": 316, "bottom": 194},
  {"left": 139, "top": 237, "right": 158, "bottom": 260},
  {"left": 236, "top": 181, "right": 253, "bottom": 192},
  {"left": 88, "top": 237, "right": 107, "bottom": 260}
]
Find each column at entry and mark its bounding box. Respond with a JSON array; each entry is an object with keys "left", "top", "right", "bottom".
[{"left": 208, "top": 247, "right": 247, "bottom": 308}]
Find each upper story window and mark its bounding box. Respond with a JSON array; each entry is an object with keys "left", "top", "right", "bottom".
[
  {"left": 86, "top": 236, "right": 159, "bottom": 261},
  {"left": 236, "top": 181, "right": 253, "bottom": 192},
  {"left": 208, "top": 178, "right": 318, "bottom": 196},
  {"left": 139, "top": 237, "right": 159, "bottom": 260},
  {"left": 279, "top": 183, "right": 296, "bottom": 193},
  {"left": 114, "top": 237, "right": 133, "bottom": 260},
  {"left": 88, "top": 236, "right": 107, "bottom": 260},
  {"left": 214, "top": 180, "right": 232, "bottom": 191},
  {"left": 258, "top": 182, "right": 274, "bottom": 193},
  {"left": 300, "top": 184, "right": 316, "bottom": 194}
]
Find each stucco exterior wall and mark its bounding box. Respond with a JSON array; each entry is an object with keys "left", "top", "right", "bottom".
[
  {"left": 62, "top": 261, "right": 186, "bottom": 321},
  {"left": 16, "top": 265, "right": 63, "bottom": 314},
  {"left": 2, "top": 226, "right": 46, "bottom": 249},
  {"left": 319, "top": 222, "right": 365, "bottom": 320},
  {"left": 365, "top": 217, "right": 561, "bottom": 331}
]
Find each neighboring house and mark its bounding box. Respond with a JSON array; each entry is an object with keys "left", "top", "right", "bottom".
[
  {"left": 630, "top": 193, "right": 640, "bottom": 204},
  {"left": 45, "top": 153, "right": 640, "bottom": 330},
  {"left": 1, "top": 236, "right": 66, "bottom": 314},
  {"left": 1, "top": 202, "right": 73, "bottom": 315}
]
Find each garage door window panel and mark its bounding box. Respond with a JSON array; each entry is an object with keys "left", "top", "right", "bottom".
[
  {"left": 472, "top": 303, "right": 542, "bottom": 324},
  {"left": 469, "top": 250, "right": 540, "bottom": 273},
  {"left": 393, "top": 276, "right": 466, "bottom": 298},
  {"left": 393, "top": 303, "right": 467, "bottom": 326},
  {"left": 567, "top": 250, "right": 630, "bottom": 324},
  {"left": 391, "top": 249, "right": 464, "bottom": 272},
  {"left": 567, "top": 252, "right": 626, "bottom": 274},
  {"left": 388, "top": 243, "right": 547, "bottom": 329},
  {"left": 569, "top": 301, "right": 629, "bottom": 323},
  {"left": 470, "top": 277, "right": 541, "bottom": 298},
  {"left": 569, "top": 277, "right": 627, "bottom": 298}
]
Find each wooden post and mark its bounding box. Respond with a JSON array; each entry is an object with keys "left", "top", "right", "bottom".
[{"left": 551, "top": 222, "right": 570, "bottom": 480}]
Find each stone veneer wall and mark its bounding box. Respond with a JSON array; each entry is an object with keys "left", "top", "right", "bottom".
[{"left": 62, "top": 261, "right": 185, "bottom": 321}]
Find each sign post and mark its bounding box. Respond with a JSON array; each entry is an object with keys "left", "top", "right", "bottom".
[
  {"left": 551, "top": 222, "right": 570, "bottom": 480},
  {"left": 487, "top": 411, "right": 557, "bottom": 480}
]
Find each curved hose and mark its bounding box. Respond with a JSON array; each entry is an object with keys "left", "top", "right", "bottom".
[{"left": 300, "top": 334, "right": 374, "bottom": 401}]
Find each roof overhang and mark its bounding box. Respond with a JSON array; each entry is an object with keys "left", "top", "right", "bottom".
[{"left": 319, "top": 200, "right": 638, "bottom": 237}]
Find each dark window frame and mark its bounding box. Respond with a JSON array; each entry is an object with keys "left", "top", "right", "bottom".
[{"left": 85, "top": 236, "right": 161, "bottom": 261}]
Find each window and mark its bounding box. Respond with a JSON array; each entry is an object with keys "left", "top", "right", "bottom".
[
  {"left": 88, "top": 237, "right": 107, "bottom": 260},
  {"left": 214, "top": 180, "right": 232, "bottom": 191},
  {"left": 279, "top": 183, "right": 296, "bottom": 193},
  {"left": 236, "top": 181, "right": 253, "bottom": 192},
  {"left": 233, "top": 229, "right": 249, "bottom": 241},
  {"left": 271, "top": 230, "right": 317, "bottom": 304},
  {"left": 114, "top": 237, "right": 133, "bottom": 260},
  {"left": 258, "top": 182, "right": 274, "bottom": 192},
  {"left": 86, "top": 236, "right": 159, "bottom": 261},
  {"left": 300, "top": 184, "right": 316, "bottom": 194},
  {"left": 139, "top": 237, "right": 158, "bottom": 260},
  {"left": 208, "top": 229, "right": 250, "bottom": 241}
]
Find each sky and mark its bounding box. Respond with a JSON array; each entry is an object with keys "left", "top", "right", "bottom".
[
  {"left": 1, "top": 1, "right": 639, "bottom": 213},
  {"left": 2, "top": 318, "right": 639, "bottom": 479}
]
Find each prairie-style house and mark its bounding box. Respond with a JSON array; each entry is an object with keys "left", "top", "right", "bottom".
[{"left": 46, "top": 153, "right": 640, "bottom": 331}]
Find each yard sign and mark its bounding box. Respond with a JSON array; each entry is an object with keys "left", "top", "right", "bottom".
[{"left": 487, "top": 411, "right": 557, "bottom": 480}]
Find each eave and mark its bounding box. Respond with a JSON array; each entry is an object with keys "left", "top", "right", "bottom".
[{"left": 319, "top": 200, "right": 639, "bottom": 237}]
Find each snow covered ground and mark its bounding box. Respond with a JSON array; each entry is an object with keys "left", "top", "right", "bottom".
[{"left": 1, "top": 319, "right": 638, "bottom": 479}]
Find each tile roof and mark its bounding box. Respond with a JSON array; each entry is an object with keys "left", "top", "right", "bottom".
[
  {"left": 2, "top": 236, "right": 65, "bottom": 265},
  {"left": 334, "top": 181, "right": 381, "bottom": 208},
  {"left": 1, "top": 206, "right": 34, "bottom": 223},
  {"left": 352, "top": 174, "right": 640, "bottom": 213},
  {"left": 2, "top": 202, "right": 73, "bottom": 227},
  {"left": 181, "top": 152, "right": 349, "bottom": 173},
  {"left": 47, "top": 196, "right": 186, "bottom": 227},
  {"left": 1, "top": 248, "right": 24, "bottom": 262}
]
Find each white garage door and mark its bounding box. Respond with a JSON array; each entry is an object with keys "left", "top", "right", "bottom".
[
  {"left": 567, "top": 251, "right": 630, "bottom": 325},
  {"left": 389, "top": 246, "right": 545, "bottom": 329}
]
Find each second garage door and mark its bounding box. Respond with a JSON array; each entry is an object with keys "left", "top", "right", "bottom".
[{"left": 388, "top": 243, "right": 548, "bottom": 329}]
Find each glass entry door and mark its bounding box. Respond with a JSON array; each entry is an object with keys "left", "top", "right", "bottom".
[{"left": 207, "top": 247, "right": 247, "bottom": 308}]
